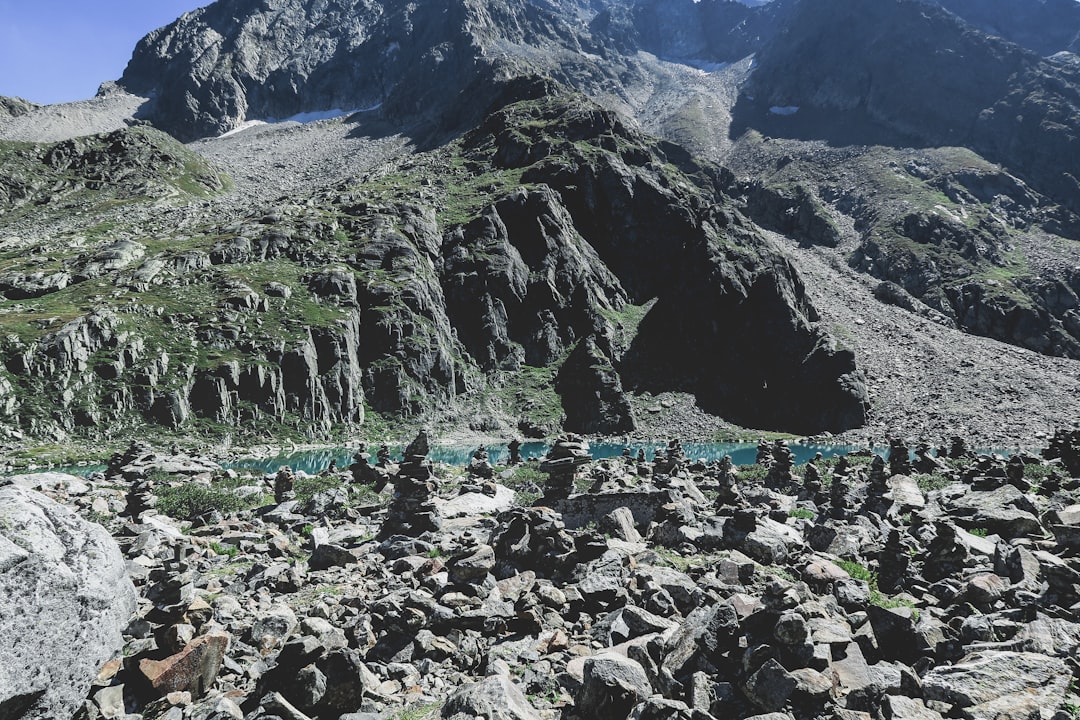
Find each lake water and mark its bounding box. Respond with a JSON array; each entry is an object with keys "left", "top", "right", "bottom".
[{"left": 229, "top": 441, "right": 866, "bottom": 476}]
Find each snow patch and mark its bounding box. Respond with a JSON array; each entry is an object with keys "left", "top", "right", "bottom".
[
  {"left": 663, "top": 57, "right": 729, "bottom": 74},
  {"left": 769, "top": 105, "right": 800, "bottom": 116},
  {"left": 219, "top": 105, "right": 382, "bottom": 137}
]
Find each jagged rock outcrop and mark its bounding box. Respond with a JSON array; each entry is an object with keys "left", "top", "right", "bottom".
[
  {"left": 0, "top": 125, "right": 225, "bottom": 217},
  {"left": 0, "top": 484, "right": 136, "bottom": 720},
  {"left": 0, "top": 96, "right": 39, "bottom": 119}
]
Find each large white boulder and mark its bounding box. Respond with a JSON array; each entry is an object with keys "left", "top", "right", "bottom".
[{"left": 0, "top": 485, "right": 137, "bottom": 719}]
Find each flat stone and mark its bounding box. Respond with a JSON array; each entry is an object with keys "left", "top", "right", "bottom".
[
  {"left": 884, "top": 695, "right": 944, "bottom": 720},
  {"left": 441, "top": 673, "right": 541, "bottom": 720},
  {"left": 438, "top": 486, "right": 516, "bottom": 518},
  {"left": 577, "top": 654, "right": 652, "bottom": 719},
  {"left": 3, "top": 472, "right": 91, "bottom": 495},
  {"left": 922, "top": 651, "right": 1070, "bottom": 709},
  {"left": 138, "top": 630, "right": 230, "bottom": 697},
  {"left": 886, "top": 475, "right": 925, "bottom": 510},
  {"left": 831, "top": 642, "right": 874, "bottom": 698}
]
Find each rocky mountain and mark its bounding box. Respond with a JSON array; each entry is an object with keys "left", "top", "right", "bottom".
[
  {"left": 1, "top": 0, "right": 1079, "bottom": 449},
  {"left": 0, "top": 75, "right": 867, "bottom": 446}
]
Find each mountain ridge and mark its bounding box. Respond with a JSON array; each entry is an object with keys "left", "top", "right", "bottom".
[{"left": 1, "top": 0, "right": 1079, "bottom": 448}]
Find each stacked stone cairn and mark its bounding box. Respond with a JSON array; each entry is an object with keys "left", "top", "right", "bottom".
[
  {"left": 912, "top": 440, "right": 942, "bottom": 473},
  {"left": 349, "top": 443, "right": 388, "bottom": 491},
  {"left": 766, "top": 440, "right": 797, "bottom": 489},
  {"left": 506, "top": 438, "right": 523, "bottom": 466},
  {"left": 714, "top": 455, "right": 741, "bottom": 509},
  {"left": 376, "top": 443, "right": 392, "bottom": 468},
  {"left": 755, "top": 438, "right": 772, "bottom": 465},
  {"left": 887, "top": 436, "right": 911, "bottom": 477},
  {"left": 652, "top": 438, "right": 688, "bottom": 477},
  {"left": 273, "top": 466, "right": 296, "bottom": 504},
  {"left": 830, "top": 458, "right": 852, "bottom": 520},
  {"left": 949, "top": 435, "right": 974, "bottom": 460},
  {"left": 1045, "top": 428, "right": 1080, "bottom": 476},
  {"left": 539, "top": 434, "right": 592, "bottom": 501},
  {"left": 379, "top": 430, "right": 441, "bottom": 538},
  {"left": 865, "top": 454, "right": 898, "bottom": 519},
  {"left": 802, "top": 453, "right": 824, "bottom": 503},
  {"left": 467, "top": 445, "right": 495, "bottom": 480}
]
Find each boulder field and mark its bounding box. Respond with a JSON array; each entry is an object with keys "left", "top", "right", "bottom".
[{"left": 4, "top": 429, "right": 1080, "bottom": 719}]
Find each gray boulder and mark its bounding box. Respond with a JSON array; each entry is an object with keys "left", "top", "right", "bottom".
[
  {"left": 923, "top": 650, "right": 1071, "bottom": 714},
  {"left": 0, "top": 485, "right": 136, "bottom": 720},
  {"left": 441, "top": 673, "right": 541, "bottom": 720},
  {"left": 577, "top": 654, "right": 653, "bottom": 720}
]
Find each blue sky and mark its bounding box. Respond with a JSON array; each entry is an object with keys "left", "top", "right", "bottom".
[{"left": 0, "top": 1, "right": 210, "bottom": 105}]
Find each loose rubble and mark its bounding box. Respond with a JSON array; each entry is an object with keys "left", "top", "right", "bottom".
[{"left": 5, "top": 429, "right": 1080, "bottom": 720}]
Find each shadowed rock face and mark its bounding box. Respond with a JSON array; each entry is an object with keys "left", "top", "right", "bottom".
[
  {"left": 740, "top": 0, "right": 1080, "bottom": 215},
  {"left": 928, "top": 0, "right": 1080, "bottom": 55}
]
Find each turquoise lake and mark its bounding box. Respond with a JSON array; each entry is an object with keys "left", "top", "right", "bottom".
[{"left": 229, "top": 441, "right": 867, "bottom": 476}]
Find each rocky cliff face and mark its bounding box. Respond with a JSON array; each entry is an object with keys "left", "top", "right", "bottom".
[{"left": 118, "top": 0, "right": 787, "bottom": 142}]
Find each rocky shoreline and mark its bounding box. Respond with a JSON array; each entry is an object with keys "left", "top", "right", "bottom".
[{"left": 4, "top": 428, "right": 1080, "bottom": 720}]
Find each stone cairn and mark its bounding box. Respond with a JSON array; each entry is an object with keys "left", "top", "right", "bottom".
[
  {"left": 888, "top": 437, "right": 911, "bottom": 477},
  {"left": 124, "top": 471, "right": 157, "bottom": 520},
  {"left": 755, "top": 439, "right": 772, "bottom": 466},
  {"left": 349, "top": 443, "right": 385, "bottom": 491},
  {"left": 830, "top": 459, "right": 852, "bottom": 520},
  {"left": 877, "top": 528, "right": 911, "bottom": 594},
  {"left": 714, "top": 455, "right": 741, "bottom": 509},
  {"left": 273, "top": 466, "right": 296, "bottom": 504},
  {"left": 653, "top": 438, "right": 687, "bottom": 476},
  {"left": 766, "top": 440, "right": 797, "bottom": 489},
  {"left": 467, "top": 445, "right": 495, "bottom": 480},
  {"left": 949, "top": 435, "right": 974, "bottom": 460},
  {"left": 108, "top": 440, "right": 155, "bottom": 478},
  {"left": 539, "top": 434, "right": 592, "bottom": 502},
  {"left": 966, "top": 454, "right": 1009, "bottom": 490},
  {"left": 506, "top": 438, "right": 523, "bottom": 466},
  {"left": 635, "top": 447, "right": 650, "bottom": 477},
  {"left": 1006, "top": 454, "right": 1026, "bottom": 487},
  {"left": 376, "top": 444, "right": 392, "bottom": 468},
  {"left": 865, "top": 455, "right": 890, "bottom": 516},
  {"left": 115, "top": 442, "right": 157, "bottom": 519},
  {"left": 379, "top": 430, "right": 441, "bottom": 539},
  {"left": 869, "top": 455, "right": 888, "bottom": 495},
  {"left": 912, "top": 440, "right": 941, "bottom": 474},
  {"left": 1045, "top": 428, "right": 1080, "bottom": 477},
  {"left": 146, "top": 543, "right": 196, "bottom": 626},
  {"left": 802, "top": 453, "right": 824, "bottom": 503}
]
